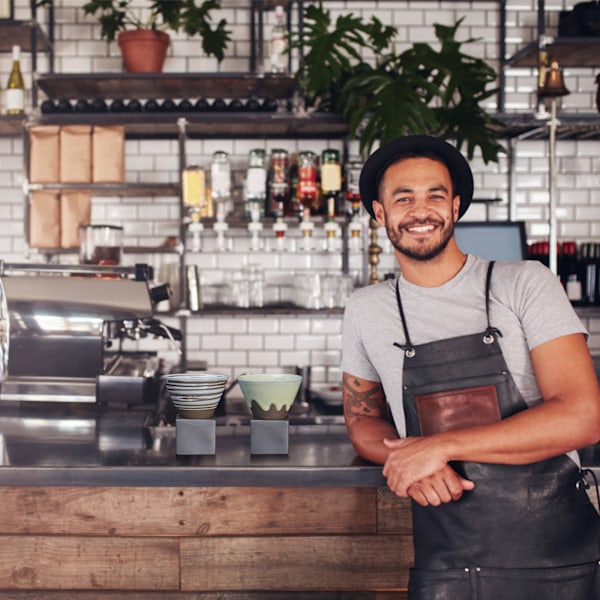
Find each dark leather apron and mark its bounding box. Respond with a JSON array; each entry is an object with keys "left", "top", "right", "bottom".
[{"left": 395, "top": 262, "right": 600, "bottom": 600}]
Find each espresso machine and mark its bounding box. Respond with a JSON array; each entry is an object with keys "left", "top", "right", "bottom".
[{"left": 0, "top": 261, "right": 180, "bottom": 405}]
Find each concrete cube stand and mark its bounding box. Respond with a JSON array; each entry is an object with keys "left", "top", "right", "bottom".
[
  {"left": 250, "top": 419, "right": 289, "bottom": 454},
  {"left": 176, "top": 416, "right": 216, "bottom": 455}
]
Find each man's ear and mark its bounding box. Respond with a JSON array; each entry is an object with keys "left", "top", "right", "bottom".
[
  {"left": 453, "top": 196, "right": 461, "bottom": 223},
  {"left": 372, "top": 200, "right": 385, "bottom": 226}
]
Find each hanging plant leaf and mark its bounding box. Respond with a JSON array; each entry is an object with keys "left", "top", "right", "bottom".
[{"left": 289, "top": 2, "right": 397, "bottom": 112}]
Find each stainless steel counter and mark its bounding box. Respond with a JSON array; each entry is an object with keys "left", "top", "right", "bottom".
[
  {"left": 0, "top": 404, "right": 385, "bottom": 487},
  {"left": 0, "top": 403, "right": 597, "bottom": 489}
]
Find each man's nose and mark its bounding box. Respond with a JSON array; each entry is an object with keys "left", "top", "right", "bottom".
[{"left": 408, "top": 196, "right": 431, "bottom": 218}]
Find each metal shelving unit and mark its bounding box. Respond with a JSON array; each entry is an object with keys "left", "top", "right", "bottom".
[{"left": 502, "top": 0, "right": 600, "bottom": 274}]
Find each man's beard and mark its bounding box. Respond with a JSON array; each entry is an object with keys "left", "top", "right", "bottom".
[{"left": 386, "top": 218, "right": 455, "bottom": 261}]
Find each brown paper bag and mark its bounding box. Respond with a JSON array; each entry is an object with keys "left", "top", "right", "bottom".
[
  {"left": 92, "top": 125, "right": 125, "bottom": 183},
  {"left": 29, "top": 190, "right": 60, "bottom": 248},
  {"left": 60, "top": 190, "right": 91, "bottom": 248},
  {"left": 60, "top": 125, "right": 92, "bottom": 183},
  {"left": 29, "top": 125, "right": 60, "bottom": 183}
]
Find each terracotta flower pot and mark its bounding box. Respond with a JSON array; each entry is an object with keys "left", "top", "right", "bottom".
[{"left": 117, "top": 29, "right": 170, "bottom": 73}]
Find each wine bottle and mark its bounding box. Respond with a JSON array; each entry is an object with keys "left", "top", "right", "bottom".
[
  {"left": 126, "top": 99, "right": 142, "bottom": 112},
  {"left": 109, "top": 99, "right": 127, "bottom": 112},
  {"left": 178, "top": 99, "right": 193, "bottom": 112},
  {"left": 56, "top": 98, "right": 73, "bottom": 113},
  {"left": 269, "top": 5, "right": 287, "bottom": 74},
  {"left": 211, "top": 98, "right": 227, "bottom": 111},
  {"left": 40, "top": 99, "right": 56, "bottom": 114},
  {"left": 74, "top": 99, "right": 91, "bottom": 113},
  {"left": 228, "top": 98, "right": 244, "bottom": 111},
  {"left": 245, "top": 98, "right": 261, "bottom": 112},
  {"left": 6, "top": 45, "right": 25, "bottom": 115},
  {"left": 160, "top": 98, "right": 177, "bottom": 112},
  {"left": 90, "top": 98, "right": 108, "bottom": 112},
  {"left": 194, "top": 98, "right": 210, "bottom": 112},
  {"left": 144, "top": 99, "right": 160, "bottom": 112}
]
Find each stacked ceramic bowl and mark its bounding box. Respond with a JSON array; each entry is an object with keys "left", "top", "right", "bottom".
[{"left": 162, "top": 373, "right": 229, "bottom": 419}]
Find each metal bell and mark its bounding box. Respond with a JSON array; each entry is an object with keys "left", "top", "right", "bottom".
[{"left": 540, "top": 60, "right": 570, "bottom": 97}]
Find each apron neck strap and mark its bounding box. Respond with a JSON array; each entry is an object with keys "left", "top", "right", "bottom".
[
  {"left": 393, "top": 259, "right": 503, "bottom": 356},
  {"left": 484, "top": 260, "right": 503, "bottom": 342},
  {"left": 393, "top": 278, "right": 415, "bottom": 356}
]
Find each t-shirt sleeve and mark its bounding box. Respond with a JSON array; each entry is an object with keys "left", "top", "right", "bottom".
[
  {"left": 341, "top": 291, "right": 381, "bottom": 382},
  {"left": 512, "top": 260, "right": 587, "bottom": 350}
]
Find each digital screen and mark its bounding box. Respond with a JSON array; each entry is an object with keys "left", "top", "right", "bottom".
[{"left": 454, "top": 221, "right": 527, "bottom": 262}]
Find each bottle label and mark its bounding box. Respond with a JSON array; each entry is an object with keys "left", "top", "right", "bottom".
[
  {"left": 246, "top": 167, "right": 267, "bottom": 199},
  {"left": 182, "top": 168, "right": 206, "bottom": 208},
  {"left": 6, "top": 89, "right": 24, "bottom": 112},
  {"left": 321, "top": 164, "right": 342, "bottom": 192},
  {"left": 211, "top": 171, "right": 230, "bottom": 197}
]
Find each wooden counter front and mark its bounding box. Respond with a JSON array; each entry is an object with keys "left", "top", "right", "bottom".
[{"left": 0, "top": 486, "right": 412, "bottom": 599}]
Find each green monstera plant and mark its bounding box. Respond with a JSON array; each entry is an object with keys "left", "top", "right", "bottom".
[{"left": 290, "top": 2, "right": 504, "bottom": 163}]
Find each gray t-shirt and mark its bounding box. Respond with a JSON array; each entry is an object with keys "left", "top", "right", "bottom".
[{"left": 342, "top": 254, "right": 587, "bottom": 438}]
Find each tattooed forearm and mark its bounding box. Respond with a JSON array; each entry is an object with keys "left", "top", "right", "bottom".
[{"left": 342, "top": 373, "right": 386, "bottom": 419}]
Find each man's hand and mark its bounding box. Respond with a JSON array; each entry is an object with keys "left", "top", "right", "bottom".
[
  {"left": 382, "top": 436, "right": 475, "bottom": 502},
  {"left": 406, "top": 466, "right": 475, "bottom": 506}
]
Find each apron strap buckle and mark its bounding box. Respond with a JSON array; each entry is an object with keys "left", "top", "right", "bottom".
[
  {"left": 483, "top": 326, "right": 503, "bottom": 344},
  {"left": 393, "top": 342, "right": 416, "bottom": 358}
]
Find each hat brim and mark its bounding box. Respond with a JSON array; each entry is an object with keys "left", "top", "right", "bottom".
[{"left": 358, "top": 135, "right": 474, "bottom": 220}]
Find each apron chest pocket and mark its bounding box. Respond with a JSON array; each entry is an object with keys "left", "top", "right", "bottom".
[{"left": 404, "top": 372, "right": 523, "bottom": 436}]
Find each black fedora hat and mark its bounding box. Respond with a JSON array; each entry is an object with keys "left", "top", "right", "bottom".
[{"left": 359, "top": 135, "right": 474, "bottom": 220}]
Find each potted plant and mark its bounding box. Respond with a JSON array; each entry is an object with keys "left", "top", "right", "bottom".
[
  {"left": 290, "top": 2, "right": 505, "bottom": 164},
  {"left": 81, "top": 0, "right": 231, "bottom": 72}
]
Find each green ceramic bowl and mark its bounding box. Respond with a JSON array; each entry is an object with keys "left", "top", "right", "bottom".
[{"left": 238, "top": 373, "right": 303, "bottom": 420}]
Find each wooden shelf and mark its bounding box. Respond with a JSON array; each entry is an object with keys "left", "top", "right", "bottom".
[
  {"left": 0, "top": 20, "right": 51, "bottom": 53},
  {"left": 0, "top": 115, "right": 26, "bottom": 136},
  {"left": 36, "top": 73, "right": 297, "bottom": 101},
  {"left": 30, "top": 111, "right": 349, "bottom": 139},
  {"left": 27, "top": 182, "right": 180, "bottom": 196},
  {"left": 32, "top": 245, "right": 180, "bottom": 257},
  {"left": 494, "top": 112, "right": 600, "bottom": 140},
  {"left": 507, "top": 38, "right": 600, "bottom": 68}
]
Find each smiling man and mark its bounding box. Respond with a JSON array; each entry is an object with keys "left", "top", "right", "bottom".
[{"left": 341, "top": 135, "right": 600, "bottom": 599}]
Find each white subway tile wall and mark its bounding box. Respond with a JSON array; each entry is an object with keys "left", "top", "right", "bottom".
[{"left": 1, "top": 0, "right": 600, "bottom": 379}]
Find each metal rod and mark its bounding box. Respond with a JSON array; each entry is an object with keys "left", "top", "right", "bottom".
[
  {"left": 548, "top": 97, "right": 558, "bottom": 275},
  {"left": 498, "top": 0, "right": 506, "bottom": 113}
]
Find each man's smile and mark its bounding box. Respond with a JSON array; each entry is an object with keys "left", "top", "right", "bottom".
[{"left": 403, "top": 221, "right": 442, "bottom": 235}]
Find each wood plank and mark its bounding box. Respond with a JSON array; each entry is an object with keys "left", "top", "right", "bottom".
[
  {"left": 35, "top": 73, "right": 296, "bottom": 101},
  {"left": 0, "top": 593, "right": 405, "bottom": 600},
  {"left": 181, "top": 535, "right": 411, "bottom": 591},
  {"left": 376, "top": 488, "right": 413, "bottom": 535},
  {"left": 0, "top": 487, "right": 376, "bottom": 536},
  {"left": 0, "top": 536, "right": 179, "bottom": 590},
  {"left": 0, "top": 595, "right": 201, "bottom": 600}
]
